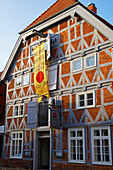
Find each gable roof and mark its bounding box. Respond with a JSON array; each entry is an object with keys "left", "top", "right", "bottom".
[{"left": 21, "top": 0, "right": 78, "bottom": 33}]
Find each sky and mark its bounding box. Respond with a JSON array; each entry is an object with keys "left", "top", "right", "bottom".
[{"left": 0, "top": 0, "right": 113, "bottom": 72}]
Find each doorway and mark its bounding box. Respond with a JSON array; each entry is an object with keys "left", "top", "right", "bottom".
[{"left": 38, "top": 138, "right": 50, "bottom": 170}]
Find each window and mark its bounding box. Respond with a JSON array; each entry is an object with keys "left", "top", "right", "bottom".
[
  {"left": 48, "top": 65, "right": 57, "bottom": 90},
  {"left": 15, "top": 77, "right": 21, "bottom": 87},
  {"left": 23, "top": 74, "right": 30, "bottom": 86},
  {"left": 38, "top": 102, "right": 48, "bottom": 126},
  {"left": 72, "top": 58, "right": 82, "bottom": 72},
  {"left": 30, "top": 43, "right": 39, "bottom": 56},
  {"left": 91, "top": 126, "right": 112, "bottom": 165},
  {"left": 76, "top": 91, "right": 95, "bottom": 109},
  {"left": 68, "top": 128, "right": 85, "bottom": 163},
  {"left": 85, "top": 54, "right": 96, "bottom": 69},
  {"left": 10, "top": 132, "right": 23, "bottom": 158},
  {"left": 14, "top": 104, "right": 24, "bottom": 117}
]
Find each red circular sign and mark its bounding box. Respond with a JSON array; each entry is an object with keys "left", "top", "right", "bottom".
[
  {"left": 36, "top": 71, "right": 44, "bottom": 83},
  {"left": 53, "top": 112, "right": 57, "bottom": 118}
]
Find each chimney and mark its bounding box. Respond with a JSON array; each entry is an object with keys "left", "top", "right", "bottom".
[{"left": 88, "top": 3, "right": 97, "bottom": 14}]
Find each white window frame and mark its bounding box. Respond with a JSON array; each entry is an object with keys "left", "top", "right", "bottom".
[
  {"left": 72, "top": 57, "right": 82, "bottom": 72},
  {"left": 84, "top": 53, "right": 96, "bottom": 69},
  {"left": 10, "top": 131, "right": 23, "bottom": 159},
  {"left": 30, "top": 43, "right": 39, "bottom": 56},
  {"left": 76, "top": 90, "right": 95, "bottom": 109},
  {"left": 13, "top": 104, "right": 24, "bottom": 117},
  {"left": 23, "top": 74, "right": 30, "bottom": 86},
  {"left": 68, "top": 128, "right": 85, "bottom": 163},
  {"left": 15, "top": 76, "right": 22, "bottom": 87},
  {"left": 91, "top": 126, "right": 112, "bottom": 165}
]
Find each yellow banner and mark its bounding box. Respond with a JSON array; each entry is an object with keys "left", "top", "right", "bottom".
[{"left": 34, "top": 42, "right": 50, "bottom": 102}]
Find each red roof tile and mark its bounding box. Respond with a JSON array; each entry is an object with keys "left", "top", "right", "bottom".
[{"left": 23, "top": 0, "right": 77, "bottom": 32}]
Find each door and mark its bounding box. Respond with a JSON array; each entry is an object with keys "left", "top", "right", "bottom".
[{"left": 38, "top": 138, "right": 50, "bottom": 169}]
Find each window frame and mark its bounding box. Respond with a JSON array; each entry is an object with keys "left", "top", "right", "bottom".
[
  {"left": 15, "top": 76, "right": 22, "bottom": 88},
  {"left": 23, "top": 74, "right": 30, "bottom": 86},
  {"left": 10, "top": 131, "right": 23, "bottom": 159},
  {"left": 91, "top": 126, "right": 112, "bottom": 165},
  {"left": 76, "top": 90, "right": 95, "bottom": 109},
  {"left": 84, "top": 53, "right": 96, "bottom": 69},
  {"left": 13, "top": 104, "right": 24, "bottom": 117},
  {"left": 72, "top": 57, "right": 82, "bottom": 72},
  {"left": 68, "top": 128, "right": 85, "bottom": 163}
]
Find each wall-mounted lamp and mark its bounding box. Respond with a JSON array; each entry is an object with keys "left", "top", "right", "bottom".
[{"left": 33, "top": 29, "right": 47, "bottom": 38}]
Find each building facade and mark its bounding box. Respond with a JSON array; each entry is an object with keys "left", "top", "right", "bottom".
[
  {"left": 1, "top": 0, "right": 113, "bottom": 169},
  {"left": 0, "top": 72, "right": 6, "bottom": 162}
]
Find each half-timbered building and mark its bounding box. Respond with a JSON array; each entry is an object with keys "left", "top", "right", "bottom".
[
  {"left": 1, "top": 0, "right": 113, "bottom": 169},
  {"left": 0, "top": 71, "right": 6, "bottom": 163}
]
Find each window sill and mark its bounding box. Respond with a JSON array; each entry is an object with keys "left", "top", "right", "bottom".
[
  {"left": 76, "top": 105, "right": 95, "bottom": 109},
  {"left": 68, "top": 160, "right": 85, "bottom": 164},
  {"left": 10, "top": 156, "right": 22, "bottom": 159},
  {"left": 13, "top": 115, "right": 24, "bottom": 118},
  {"left": 23, "top": 83, "right": 30, "bottom": 87},
  {"left": 92, "top": 162, "right": 112, "bottom": 166}
]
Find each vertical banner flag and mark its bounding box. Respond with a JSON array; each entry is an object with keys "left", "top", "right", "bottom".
[{"left": 34, "top": 42, "right": 50, "bottom": 102}]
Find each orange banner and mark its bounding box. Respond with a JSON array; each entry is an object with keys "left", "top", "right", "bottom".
[{"left": 34, "top": 42, "right": 50, "bottom": 102}]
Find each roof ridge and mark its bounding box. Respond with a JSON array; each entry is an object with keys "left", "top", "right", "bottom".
[{"left": 24, "top": 0, "right": 59, "bottom": 31}]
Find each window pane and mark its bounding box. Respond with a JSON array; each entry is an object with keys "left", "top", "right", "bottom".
[
  {"left": 70, "top": 131, "right": 76, "bottom": 137},
  {"left": 102, "top": 129, "right": 108, "bottom": 136},
  {"left": 77, "top": 140, "right": 83, "bottom": 160},
  {"left": 77, "top": 131, "right": 83, "bottom": 137},
  {"left": 71, "top": 140, "right": 76, "bottom": 147},
  {"left": 79, "top": 94, "right": 85, "bottom": 107},
  {"left": 79, "top": 94, "right": 84, "bottom": 100},
  {"left": 19, "top": 133, "right": 22, "bottom": 138},
  {"left": 19, "top": 140, "right": 22, "bottom": 156},
  {"left": 87, "top": 93, "right": 93, "bottom": 99},
  {"left": 12, "top": 140, "right": 15, "bottom": 156},
  {"left": 73, "top": 59, "right": 81, "bottom": 71},
  {"left": 87, "top": 93, "right": 93, "bottom": 106},
  {"left": 14, "top": 106, "right": 18, "bottom": 116},
  {"left": 19, "top": 105, "right": 23, "bottom": 116},
  {"left": 87, "top": 99, "right": 93, "bottom": 105},
  {"left": 94, "top": 139, "right": 101, "bottom": 161},
  {"left": 80, "top": 101, "right": 84, "bottom": 107},
  {"left": 102, "top": 139, "right": 109, "bottom": 162},
  {"left": 70, "top": 140, "right": 76, "bottom": 160},
  {"left": 94, "top": 130, "right": 100, "bottom": 136},
  {"left": 86, "top": 56, "right": 95, "bottom": 67}
]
